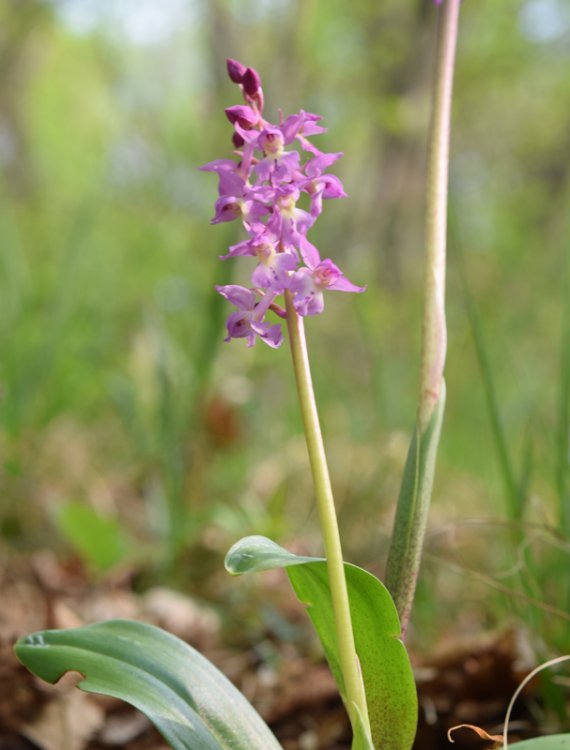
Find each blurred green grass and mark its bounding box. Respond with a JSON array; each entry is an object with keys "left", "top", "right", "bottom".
[{"left": 0, "top": 0, "right": 569, "bottom": 658}]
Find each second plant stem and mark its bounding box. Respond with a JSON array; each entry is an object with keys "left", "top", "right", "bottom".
[
  {"left": 386, "top": 0, "right": 460, "bottom": 637},
  {"left": 285, "top": 290, "right": 370, "bottom": 736}
]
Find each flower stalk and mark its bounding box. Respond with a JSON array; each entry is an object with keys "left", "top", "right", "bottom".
[
  {"left": 202, "top": 57, "right": 370, "bottom": 741},
  {"left": 386, "top": 0, "right": 461, "bottom": 636},
  {"left": 285, "top": 290, "right": 370, "bottom": 735}
]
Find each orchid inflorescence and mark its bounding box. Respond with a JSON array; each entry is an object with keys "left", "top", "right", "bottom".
[{"left": 200, "top": 59, "right": 365, "bottom": 349}]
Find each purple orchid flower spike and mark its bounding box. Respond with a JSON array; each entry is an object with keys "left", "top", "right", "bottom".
[{"left": 201, "top": 58, "right": 365, "bottom": 346}]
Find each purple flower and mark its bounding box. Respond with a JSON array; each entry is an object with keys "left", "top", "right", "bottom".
[
  {"left": 216, "top": 285, "right": 283, "bottom": 348},
  {"left": 304, "top": 171, "right": 347, "bottom": 219},
  {"left": 267, "top": 184, "right": 314, "bottom": 245},
  {"left": 207, "top": 172, "right": 271, "bottom": 228},
  {"left": 254, "top": 129, "right": 301, "bottom": 183},
  {"left": 211, "top": 194, "right": 268, "bottom": 227},
  {"left": 222, "top": 233, "right": 298, "bottom": 293},
  {"left": 302, "top": 152, "right": 347, "bottom": 218},
  {"left": 290, "top": 259, "right": 366, "bottom": 316},
  {"left": 251, "top": 243, "right": 298, "bottom": 292},
  {"left": 201, "top": 59, "right": 366, "bottom": 346},
  {"left": 281, "top": 112, "right": 327, "bottom": 153}
]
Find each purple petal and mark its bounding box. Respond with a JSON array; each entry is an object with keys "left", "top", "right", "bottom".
[
  {"left": 211, "top": 196, "right": 242, "bottom": 224},
  {"left": 245, "top": 184, "right": 276, "bottom": 202},
  {"left": 221, "top": 238, "right": 256, "bottom": 260},
  {"left": 298, "top": 236, "right": 321, "bottom": 268},
  {"left": 312, "top": 259, "right": 342, "bottom": 287},
  {"left": 250, "top": 321, "right": 284, "bottom": 348},
  {"left": 304, "top": 152, "right": 343, "bottom": 178},
  {"left": 330, "top": 276, "right": 367, "bottom": 293},
  {"left": 262, "top": 323, "right": 284, "bottom": 348},
  {"left": 242, "top": 199, "right": 269, "bottom": 226},
  {"left": 258, "top": 128, "right": 285, "bottom": 155},
  {"left": 224, "top": 310, "right": 250, "bottom": 341},
  {"left": 313, "top": 259, "right": 366, "bottom": 294},
  {"left": 290, "top": 268, "right": 323, "bottom": 316},
  {"left": 273, "top": 150, "right": 301, "bottom": 181},
  {"left": 304, "top": 291, "right": 325, "bottom": 315},
  {"left": 225, "top": 105, "right": 259, "bottom": 129},
  {"left": 251, "top": 264, "right": 273, "bottom": 289},
  {"left": 254, "top": 157, "right": 273, "bottom": 182},
  {"left": 216, "top": 284, "right": 256, "bottom": 311},
  {"left": 292, "top": 207, "right": 314, "bottom": 236},
  {"left": 301, "top": 122, "right": 327, "bottom": 137},
  {"left": 280, "top": 113, "right": 305, "bottom": 144},
  {"left": 318, "top": 174, "right": 347, "bottom": 199},
  {"left": 218, "top": 171, "right": 247, "bottom": 197},
  {"left": 199, "top": 158, "right": 237, "bottom": 174},
  {"left": 309, "top": 189, "right": 324, "bottom": 220},
  {"left": 199, "top": 159, "right": 246, "bottom": 196},
  {"left": 296, "top": 135, "right": 323, "bottom": 155},
  {"left": 251, "top": 246, "right": 298, "bottom": 291}
]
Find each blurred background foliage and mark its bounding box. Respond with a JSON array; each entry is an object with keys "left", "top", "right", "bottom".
[{"left": 1, "top": 0, "right": 569, "bottom": 656}]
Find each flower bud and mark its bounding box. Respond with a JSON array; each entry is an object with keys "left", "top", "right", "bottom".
[
  {"left": 226, "top": 58, "right": 247, "bottom": 84},
  {"left": 224, "top": 105, "right": 258, "bottom": 129},
  {"left": 232, "top": 131, "right": 245, "bottom": 148},
  {"left": 242, "top": 67, "right": 262, "bottom": 96}
]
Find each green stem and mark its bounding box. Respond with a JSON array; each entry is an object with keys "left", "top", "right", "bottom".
[
  {"left": 386, "top": 0, "right": 460, "bottom": 636},
  {"left": 418, "top": 0, "right": 460, "bottom": 432},
  {"left": 285, "top": 290, "right": 370, "bottom": 736}
]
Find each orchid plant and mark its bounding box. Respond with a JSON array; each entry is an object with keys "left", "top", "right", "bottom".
[{"left": 13, "top": 2, "right": 568, "bottom": 749}]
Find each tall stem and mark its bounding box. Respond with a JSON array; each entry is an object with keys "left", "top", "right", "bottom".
[
  {"left": 418, "top": 0, "right": 460, "bottom": 431},
  {"left": 386, "top": 0, "right": 460, "bottom": 636},
  {"left": 285, "top": 290, "right": 370, "bottom": 735}
]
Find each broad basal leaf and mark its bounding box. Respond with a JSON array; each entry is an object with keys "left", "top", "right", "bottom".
[
  {"left": 225, "top": 535, "right": 417, "bottom": 750},
  {"left": 15, "top": 619, "right": 282, "bottom": 750}
]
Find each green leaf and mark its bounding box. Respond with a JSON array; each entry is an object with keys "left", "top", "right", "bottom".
[
  {"left": 15, "top": 619, "right": 282, "bottom": 750},
  {"left": 55, "top": 502, "right": 129, "bottom": 571},
  {"left": 385, "top": 384, "right": 446, "bottom": 629},
  {"left": 510, "top": 735, "right": 570, "bottom": 749},
  {"left": 225, "top": 536, "right": 417, "bottom": 750}
]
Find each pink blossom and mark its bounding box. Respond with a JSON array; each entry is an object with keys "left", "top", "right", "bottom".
[
  {"left": 201, "top": 59, "right": 366, "bottom": 347},
  {"left": 216, "top": 285, "right": 283, "bottom": 348},
  {"left": 290, "top": 259, "right": 366, "bottom": 316}
]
